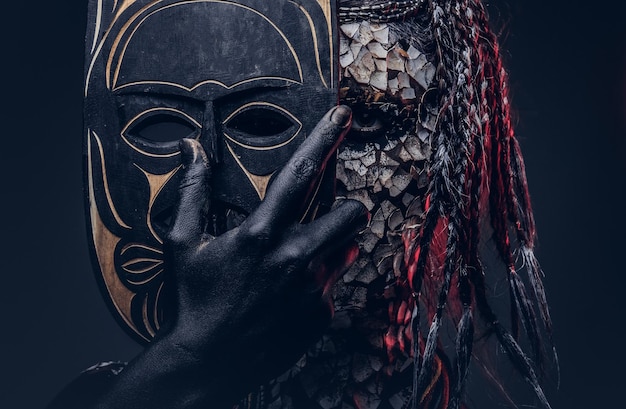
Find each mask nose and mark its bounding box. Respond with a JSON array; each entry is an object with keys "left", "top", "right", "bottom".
[
  {"left": 200, "top": 101, "right": 221, "bottom": 166},
  {"left": 197, "top": 99, "right": 264, "bottom": 216}
]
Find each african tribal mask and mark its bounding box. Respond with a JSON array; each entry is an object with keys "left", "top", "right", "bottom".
[{"left": 84, "top": 0, "right": 338, "bottom": 342}]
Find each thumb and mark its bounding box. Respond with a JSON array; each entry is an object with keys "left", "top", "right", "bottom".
[{"left": 167, "top": 138, "right": 212, "bottom": 246}]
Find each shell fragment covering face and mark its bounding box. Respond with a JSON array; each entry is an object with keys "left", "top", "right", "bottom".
[{"left": 258, "top": 16, "right": 441, "bottom": 409}]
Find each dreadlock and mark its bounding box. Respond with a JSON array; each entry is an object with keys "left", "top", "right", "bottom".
[{"left": 340, "top": 1, "right": 556, "bottom": 408}]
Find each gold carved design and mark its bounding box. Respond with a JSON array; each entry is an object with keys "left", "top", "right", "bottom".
[
  {"left": 225, "top": 142, "right": 275, "bottom": 200},
  {"left": 121, "top": 107, "right": 198, "bottom": 158},
  {"left": 247, "top": 173, "right": 274, "bottom": 201},
  {"left": 115, "top": 0, "right": 138, "bottom": 18},
  {"left": 135, "top": 164, "right": 181, "bottom": 243},
  {"left": 106, "top": 0, "right": 160, "bottom": 89},
  {"left": 120, "top": 242, "right": 164, "bottom": 254},
  {"left": 85, "top": 0, "right": 320, "bottom": 96},
  {"left": 91, "top": 0, "right": 104, "bottom": 54},
  {"left": 119, "top": 242, "right": 166, "bottom": 336},
  {"left": 290, "top": 1, "right": 328, "bottom": 88},
  {"left": 85, "top": 0, "right": 161, "bottom": 96},
  {"left": 88, "top": 132, "right": 144, "bottom": 341},
  {"left": 316, "top": 0, "right": 332, "bottom": 28},
  {"left": 154, "top": 282, "right": 164, "bottom": 332},
  {"left": 108, "top": 0, "right": 304, "bottom": 90},
  {"left": 142, "top": 294, "right": 156, "bottom": 338},
  {"left": 90, "top": 130, "right": 131, "bottom": 229},
  {"left": 113, "top": 77, "right": 301, "bottom": 93},
  {"left": 121, "top": 257, "right": 163, "bottom": 283},
  {"left": 316, "top": 0, "right": 334, "bottom": 86},
  {"left": 222, "top": 102, "right": 303, "bottom": 151}
]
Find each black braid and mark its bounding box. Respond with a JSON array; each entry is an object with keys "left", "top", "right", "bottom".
[
  {"left": 408, "top": 0, "right": 554, "bottom": 406},
  {"left": 411, "top": 0, "right": 477, "bottom": 406},
  {"left": 335, "top": 1, "right": 555, "bottom": 408},
  {"left": 339, "top": 0, "right": 425, "bottom": 22}
]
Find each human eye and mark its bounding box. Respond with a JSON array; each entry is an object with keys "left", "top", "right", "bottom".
[{"left": 346, "top": 106, "right": 388, "bottom": 141}]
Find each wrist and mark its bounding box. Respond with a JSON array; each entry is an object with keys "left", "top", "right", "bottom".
[{"left": 162, "top": 316, "right": 260, "bottom": 398}]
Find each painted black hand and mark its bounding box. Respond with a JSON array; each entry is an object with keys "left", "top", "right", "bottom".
[
  {"left": 163, "top": 105, "right": 368, "bottom": 402},
  {"left": 50, "top": 105, "right": 368, "bottom": 409}
]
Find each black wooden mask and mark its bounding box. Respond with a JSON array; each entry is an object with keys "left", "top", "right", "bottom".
[{"left": 84, "top": 0, "right": 338, "bottom": 342}]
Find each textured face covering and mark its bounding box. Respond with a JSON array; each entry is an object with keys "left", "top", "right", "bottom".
[
  {"left": 84, "top": 0, "right": 338, "bottom": 342},
  {"left": 263, "top": 19, "right": 440, "bottom": 409}
]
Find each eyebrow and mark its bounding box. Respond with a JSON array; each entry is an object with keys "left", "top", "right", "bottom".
[{"left": 112, "top": 78, "right": 298, "bottom": 99}]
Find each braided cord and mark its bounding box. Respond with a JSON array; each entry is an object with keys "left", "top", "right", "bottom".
[{"left": 339, "top": 0, "right": 426, "bottom": 22}]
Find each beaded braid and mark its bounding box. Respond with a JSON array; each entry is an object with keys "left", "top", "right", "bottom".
[
  {"left": 471, "top": 0, "right": 557, "bottom": 401},
  {"left": 406, "top": 1, "right": 476, "bottom": 407},
  {"left": 339, "top": 0, "right": 426, "bottom": 22},
  {"left": 339, "top": 0, "right": 560, "bottom": 408}
]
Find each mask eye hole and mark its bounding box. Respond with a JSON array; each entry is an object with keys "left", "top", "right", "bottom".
[
  {"left": 126, "top": 111, "right": 200, "bottom": 144},
  {"left": 347, "top": 108, "right": 388, "bottom": 141},
  {"left": 226, "top": 107, "right": 294, "bottom": 137},
  {"left": 222, "top": 104, "right": 301, "bottom": 148}
]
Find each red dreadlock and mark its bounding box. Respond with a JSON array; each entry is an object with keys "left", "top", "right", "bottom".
[{"left": 384, "top": 1, "right": 558, "bottom": 408}]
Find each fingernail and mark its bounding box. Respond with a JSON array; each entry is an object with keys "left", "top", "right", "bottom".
[{"left": 330, "top": 105, "right": 352, "bottom": 127}]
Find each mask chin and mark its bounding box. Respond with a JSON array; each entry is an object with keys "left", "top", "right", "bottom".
[
  {"left": 200, "top": 201, "right": 249, "bottom": 238},
  {"left": 151, "top": 197, "right": 248, "bottom": 240}
]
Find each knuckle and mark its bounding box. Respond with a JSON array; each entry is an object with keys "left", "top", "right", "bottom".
[
  {"left": 318, "top": 127, "right": 338, "bottom": 147},
  {"left": 240, "top": 219, "right": 272, "bottom": 242},
  {"left": 165, "top": 229, "right": 187, "bottom": 249},
  {"left": 179, "top": 172, "right": 207, "bottom": 195},
  {"left": 288, "top": 156, "right": 318, "bottom": 182},
  {"left": 332, "top": 199, "right": 370, "bottom": 227},
  {"left": 280, "top": 242, "right": 305, "bottom": 266},
  {"left": 343, "top": 198, "right": 368, "bottom": 217}
]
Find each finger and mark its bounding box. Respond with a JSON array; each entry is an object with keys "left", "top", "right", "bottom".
[
  {"left": 246, "top": 105, "right": 352, "bottom": 235},
  {"left": 167, "top": 138, "right": 211, "bottom": 246},
  {"left": 288, "top": 199, "right": 368, "bottom": 268}
]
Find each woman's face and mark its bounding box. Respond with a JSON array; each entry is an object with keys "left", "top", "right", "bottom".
[
  {"left": 264, "top": 20, "right": 439, "bottom": 409},
  {"left": 334, "top": 19, "right": 434, "bottom": 318}
]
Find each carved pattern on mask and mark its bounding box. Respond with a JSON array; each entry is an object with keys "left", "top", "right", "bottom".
[{"left": 84, "top": 0, "right": 337, "bottom": 343}]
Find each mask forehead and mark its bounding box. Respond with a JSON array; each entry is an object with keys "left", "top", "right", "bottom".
[
  {"left": 84, "top": 0, "right": 338, "bottom": 343},
  {"left": 112, "top": 2, "right": 302, "bottom": 91}
]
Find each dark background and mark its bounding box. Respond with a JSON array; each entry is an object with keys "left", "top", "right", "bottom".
[{"left": 4, "top": 1, "right": 625, "bottom": 408}]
